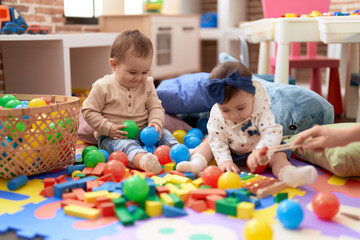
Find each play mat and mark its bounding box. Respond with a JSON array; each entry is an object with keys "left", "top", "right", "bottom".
[{"left": 0, "top": 140, "right": 359, "bottom": 240}]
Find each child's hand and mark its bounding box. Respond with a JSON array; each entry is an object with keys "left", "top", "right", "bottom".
[
  {"left": 109, "top": 124, "right": 128, "bottom": 140},
  {"left": 148, "top": 122, "right": 162, "bottom": 139},
  {"left": 218, "top": 161, "right": 240, "bottom": 173},
  {"left": 247, "top": 149, "right": 268, "bottom": 172}
]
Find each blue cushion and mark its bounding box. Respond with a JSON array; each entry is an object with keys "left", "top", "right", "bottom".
[{"left": 156, "top": 73, "right": 334, "bottom": 136}]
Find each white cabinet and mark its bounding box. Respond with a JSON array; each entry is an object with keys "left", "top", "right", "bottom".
[{"left": 99, "top": 14, "right": 200, "bottom": 79}]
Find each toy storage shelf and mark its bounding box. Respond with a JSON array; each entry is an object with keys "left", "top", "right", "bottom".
[{"left": 0, "top": 33, "right": 118, "bottom": 96}]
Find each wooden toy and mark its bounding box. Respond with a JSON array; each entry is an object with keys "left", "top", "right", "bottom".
[{"left": 63, "top": 204, "right": 100, "bottom": 220}]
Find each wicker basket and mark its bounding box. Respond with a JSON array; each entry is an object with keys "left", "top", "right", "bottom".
[{"left": 0, "top": 94, "right": 80, "bottom": 179}]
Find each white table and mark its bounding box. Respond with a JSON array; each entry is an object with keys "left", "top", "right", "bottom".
[
  {"left": 0, "top": 33, "right": 118, "bottom": 96},
  {"left": 240, "top": 16, "right": 360, "bottom": 118}
]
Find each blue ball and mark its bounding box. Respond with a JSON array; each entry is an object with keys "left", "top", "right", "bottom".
[
  {"left": 143, "top": 145, "right": 156, "bottom": 154},
  {"left": 169, "top": 143, "right": 190, "bottom": 163},
  {"left": 183, "top": 132, "right": 199, "bottom": 145},
  {"left": 184, "top": 136, "right": 202, "bottom": 149},
  {"left": 140, "top": 127, "right": 159, "bottom": 146},
  {"left": 187, "top": 128, "right": 204, "bottom": 139},
  {"left": 197, "top": 118, "right": 208, "bottom": 134},
  {"left": 277, "top": 199, "right": 303, "bottom": 229},
  {"left": 98, "top": 149, "right": 110, "bottom": 163}
]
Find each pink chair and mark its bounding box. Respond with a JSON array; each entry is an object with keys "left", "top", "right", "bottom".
[{"left": 262, "top": 0, "right": 343, "bottom": 115}]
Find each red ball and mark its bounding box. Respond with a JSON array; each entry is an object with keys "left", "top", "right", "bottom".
[
  {"left": 246, "top": 161, "right": 267, "bottom": 174},
  {"left": 154, "top": 145, "right": 172, "bottom": 165},
  {"left": 312, "top": 192, "right": 340, "bottom": 220},
  {"left": 201, "top": 166, "right": 223, "bottom": 188},
  {"left": 103, "top": 160, "right": 126, "bottom": 182},
  {"left": 108, "top": 151, "right": 128, "bottom": 167}
]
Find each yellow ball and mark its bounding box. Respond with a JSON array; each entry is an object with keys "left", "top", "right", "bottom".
[
  {"left": 217, "top": 172, "right": 242, "bottom": 189},
  {"left": 28, "top": 98, "right": 47, "bottom": 107},
  {"left": 244, "top": 218, "right": 272, "bottom": 240},
  {"left": 172, "top": 130, "right": 187, "bottom": 144},
  {"left": 71, "top": 170, "right": 82, "bottom": 178}
]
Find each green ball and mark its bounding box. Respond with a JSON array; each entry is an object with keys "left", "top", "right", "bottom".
[
  {"left": 84, "top": 149, "right": 105, "bottom": 168},
  {"left": 4, "top": 99, "right": 22, "bottom": 109},
  {"left": 122, "top": 120, "right": 139, "bottom": 139},
  {"left": 82, "top": 145, "right": 99, "bottom": 160},
  {"left": 123, "top": 175, "right": 149, "bottom": 202},
  {"left": 0, "top": 95, "right": 17, "bottom": 107}
]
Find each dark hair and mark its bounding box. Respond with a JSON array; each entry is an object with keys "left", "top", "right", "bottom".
[
  {"left": 209, "top": 61, "right": 253, "bottom": 104},
  {"left": 111, "top": 30, "right": 153, "bottom": 64}
]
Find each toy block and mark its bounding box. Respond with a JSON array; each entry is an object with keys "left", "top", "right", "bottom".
[
  {"left": 156, "top": 185, "right": 170, "bottom": 195},
  {"left": 72, "top": 188, "right": 85, "bottom": 201},
  {"left": 165, "top": 183, "right": 179, "bottom": 194},
  {"left": 249, "top": 197, "right": 261, "bottom": 208},
  {"left": 75, "top": 173, "right": 87, "bottom": 178},
  {"left": 115, "top": 207, "right": 134, "bottom": 226},
  {"left": 53, "top": 181, "right": 78, "bottom": 198},
  {"left": 96, "top": 196, "right": 110, "bottom": 206},
  {"left": 107, "top": 192, "right": 122, "bottom": 199},
  {"left": 71, "top": 170, "right": 82, "bottom": 179},
  {"left": 81, "top": 167, "right": 94, "bottom": 175},
  {"left": 86, "top": 180, "right": 99, "bottom": 192},
  {"left": 67, "top": 164, "right": 86, "bottom": 176},
  {"left": 75, "top": 176, "right": 97, "bottom": 190},
  {"left": 142, "top": 171, "right": 155, "bottom": 178},
  {"left": 199, "top": 185, "right": 212, "bottom": 189},
  {"left": 206, "top": 194, "right": 224, "bottom": 210},
  {"left": 43, "top": 178, "right": 56, "bottom": 188},
  {"left": 188, "top": 199, "right": 208, "bottom": 212},
  {"left": 132, "top": 170, "right": 146, "bottom": 179},
  {"left": 145, "top": 201, "right": 162, "bottom": 217},
  {"left": 169, "top": 170, "right": 186, "bottom": 177},
  {"left": 132, "top": 207, "right": 150, "bottom": 221},
  {"left": 236, "top": 201, "right": 255, "bottom": 219},
  {"left": 56, "top": 175, "right": 67, "bottom": 184},
  {"left": 157, "top": 172, "right": 169, "bottom": 178},
  {"left": 168, "top": 193, "right": 184, "bottom": 209},
  {"left": 146, "top": 194, "right": 160, "bottom": 202},
  {"left": 240, "top": 173, "right": 256, "bottom": 181},
  {"left": 62, "top": 192, "right": 77, "bottom": 200},
  {"left": 125, "top": 168, "right": 130, "bottom": 178},
  {"left": 192, "top": 178, "right": 203, "bottom": 188},
  {"left": 162, "top": 204, "right": 188, "bottom": 217},
  {"left": 190, "top": 188, "right": 227, "bottom": 200},
  {"left": 180, "top": 182, "right": 197, "bottom": 191},
  {"left": 183, "top": 172, "right": 196, "bottom": 180},
  {"left": 92, "top": 181, "right": 119, "bottom": 192},
  {"left": 74, "top": 156, "right": 84, "bottom": 165},
  {"left": 64, "top": 204, "right": 100, "bottom": 220},
  {"left": 40, "top": 186, "right": 54, "bottom": 197},
  {"left": 145, "top": 178, "right": 156, "bottom": 196},
  {"left": 84, "top": 190, "right": 109, "bottom": 203},
  {"left": 127, "top": 205, "right": 138, "bottom": 214},
  {"left": 174, "top": 189, "right": 189, "bottom": 202},
  {"left": 151, "top": 175, "right": 167, "bottom": 185},
  {"left": 256, "top": 181, "right": 287, "bottom": 198},
  {"left": 164, "top": 162, "right": 176, "bottom": 172},
  {"left": 97, "top": 173, "right": 116, "bottom": 182},
  {"left": 225, "top": 188, "right": 247, "bottom": 197},
  {"left": 235, "top": 189, "right": 251, "bottom": 202},
  {"left": 99, "top": 201, "right": 115, "bottom": 217},
  {"left": 91, "top": 162, "right": 106, "bottom": 176},
  {"left": 113, "top": 197, "right": 126, "bottom": 208},
  {"left": 274, "top": 192, "right": 288, "bottom": 203},
  {"left": 60, "top": 199, "right": 95, "bottom": 208},
  {"left": 160, "top": 193, "right": 174, "bottom": 206},
  {"left": 215, "top": 197, "right": 240, "bottom": 216},
  {"left": 167, "top": 174, "right": 191, "bottom": 185},
  {"left": 72, "top": 177, "right": 81, "bottom": 181}
]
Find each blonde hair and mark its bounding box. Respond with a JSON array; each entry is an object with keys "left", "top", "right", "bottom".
[
  {"left": 209, "top": 61, "right": 252, "bottom": 104},
  {"left": 111, "top": 30, "right": 153, "bottom": 64}
]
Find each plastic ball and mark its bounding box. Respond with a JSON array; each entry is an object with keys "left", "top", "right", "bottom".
[
  {"left": 183, "top": 132, "right": 199, "bottom": 145},
  {"left": 247, "top": 161, "right": 268, "bottom": 174},
  {"left": 154, "top": 145, "right": 172, "bottom": 165},
  {"left": 122, "top": 120, "right": 139, "bottom": 139},
  {"left": 84, "top": 149, "right": 105, "bottom": 168},
  {"left": 244, "top": 218, "right": 272, "bottom": 240},
  {"left": 172, "top": 130, "right": 187, "bottom": 144},
  {"left": 184, "top": 135, "right": 202, "bottom": 149},
  {"left": 197, "top": 118, "right": 208, "bottom": 134},
  {"left": 82, "top": 145, "right": 98, "bottom": 160},
  {"left": 28, "top": 98, "right": 48, "bottom": 107},
  {"left": 21, "top": 100, "right": 29, "bottom": 105},
  {"left": 14, "top": 104, "right": 28, "bottom": 109},
  {"left": 140, "top": 126, "right": 159, "bottom": 146},
  {"left": 39, "top": 97, "right": 49, "bottom": 105},
  {"left": 4, "top": 99, "right": 22, "bottom": 109},
  {"left": 169, "top": 143, "right": 190, "bottom": 163},
  {"left": 217, "top": 172, "right": 243, "bottom": 189},
  {"left": 277, "top": 199, "right": 303, "bottom": 229},
  {"left": 187, "top": 128, "right": 204, "bottom": 139},
  {"left": 98, "top": 149, "right": 110, "bottom": 163},
  {"left": 201, "top": 166, "right": 223, "bottom": 188},
  {"left": 71, "top": 170, "right": 82, "bottom": 178},
  {"left": 143, "top": 145, "right": 156, "bottom": 153},
  {"left": 312, "top": 192, "right": 340, "bottom": 220},
  {"left": 0, "top": 94, "right": 17, "bottom": 107},
  {"left": 103, "top": 160, "right": 126, "bottom": 182},
  {"left": 108, "top": 150, "right": 128, "bottom": 167},
  {"left": 123, "top": 175, "right": 149, "bottom": 202}
]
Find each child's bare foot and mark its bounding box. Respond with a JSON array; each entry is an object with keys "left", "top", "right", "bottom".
[
  {"left": 176, "top": 154, "right": 207, "bottom": 174},
  {"left": 139, "top": 153, "right": 162, "bottom": 174},
  {"left": 279, "top": 165, "right": 318, "bottom": 188}
]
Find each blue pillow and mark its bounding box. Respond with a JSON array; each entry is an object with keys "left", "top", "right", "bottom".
[{"left": 156, "top": 73, "right": 334, "bottom": 136}]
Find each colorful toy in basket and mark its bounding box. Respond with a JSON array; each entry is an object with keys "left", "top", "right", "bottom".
[{"left": 0, "top": 94, "right": 80, "bottom": 179}]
